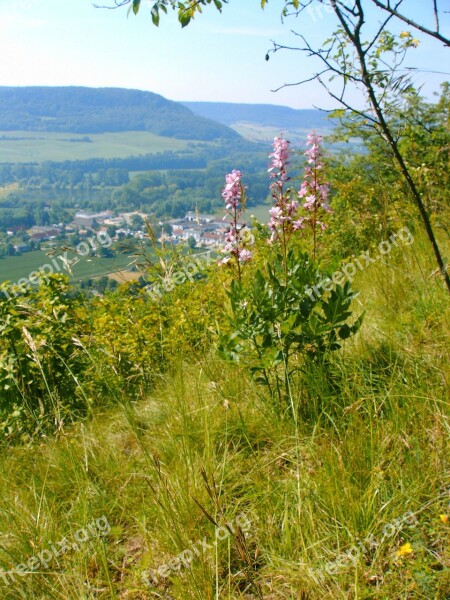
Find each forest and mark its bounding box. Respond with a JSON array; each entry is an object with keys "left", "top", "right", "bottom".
[
  {"left": 0, "top": 141, "right": 269, "bottom": 230},
  {"left": 0, "top": 86, "right": 239, "bottom": 140}
]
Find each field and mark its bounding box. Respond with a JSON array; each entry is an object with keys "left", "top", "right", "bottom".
[
  {"left": 0, "top": 182, "right": 19, "bottom": 197},
  {"left": 229, "top": 121, "right": 333, "bottom": 144},
  {"left": 107, "top": 268, "right": 143, "bottom": 283},
  {"left": 214, "top": 202, "right": 271, "bottom": 224},
  {"left": 0, "top": 248, "right": 141, "bottom": 286},
  {"left": 0, "top": 131, "right": 193, "bottom": 163},
  {"left": 230, "top": 121, "right": 362, "bottom": 153}
]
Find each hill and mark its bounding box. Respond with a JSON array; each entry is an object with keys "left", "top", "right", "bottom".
[
  {"left": 0, "top": 87, "right": 240, "bottom": 141},
  {"left": 182, "top": 101, "right": 329, "bottom": 129},
  {"left": 182, "top": 101, "right": 333, "bottom": 143}
]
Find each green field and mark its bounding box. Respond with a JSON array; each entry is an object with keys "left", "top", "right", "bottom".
[
  {"left": 0, "top": 131, "right": 193, "bottom": 163},
  {"left": 0, "top": 249, "right": 141, "bottom": 287},
  {"left": 214, "top": 202, "right": 271, "bottom": 224}
]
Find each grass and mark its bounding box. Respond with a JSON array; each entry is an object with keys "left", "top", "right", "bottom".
[
  {"left": 0, "top": 231, "right": 448, "bottom": 599},
  {"left": 0, "top": 248, "right": 139, "bottom": 286},
  {"left": 0, "top": 131, "right": 194, "bottom": 163}
]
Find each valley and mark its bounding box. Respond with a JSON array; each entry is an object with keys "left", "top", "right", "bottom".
[{"left": 0, "top": 87, "right": 330, "bottom": 287}]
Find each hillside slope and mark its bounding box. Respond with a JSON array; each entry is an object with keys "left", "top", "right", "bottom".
[
  {"left": 0, "top": 87, "right": 240, "bottom": 141},
  {"left": 182, "top": 101, "right": 330, "bottom": 128}
]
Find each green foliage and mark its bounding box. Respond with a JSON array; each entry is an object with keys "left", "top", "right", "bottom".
[
  {"left": 214, "top": 133, "right": 363, "bottom": 413},
  {"left": 0, "top": 259, "right": 224, "bottom": 442},
  {"left": 130, "top": 0, "right": 302, "bottom": 25},
  {"left": 220, "top": 247, "right": 362, "bottom": 411},
  {"left": 136, "top": 0, "right": 228, "bottom": 28},
  {"left": 326, "top": 85, "right": 450, "bottom": 257},
  {"left": 0, "top": 134, "right": 267, "bottom": 229},
  {"left": 111, "top": 154, "right": 268, "bottom": 217},
  {"left": 0, "top": 275, "right": 89, "bottom": 441},
  {"left": 0, "top": 87, "right": 238, "bottom": 140}
]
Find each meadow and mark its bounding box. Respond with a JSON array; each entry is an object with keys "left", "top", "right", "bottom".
[
  {"left": 0, "top": 113, "right": 448, "bottom": 599},
  {"left": 0, "top": 228, "right": 448, "bottom": 599},
  {"left": 0, "top": 131, "right": 192, "bottom": 163},
  {"left": 0, "top": 248, "right": 139, "bottom": 286}
]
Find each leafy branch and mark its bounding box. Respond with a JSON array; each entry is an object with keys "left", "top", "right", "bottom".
[{"left": 94, "top": 0, "right": 228, "bottom": 26}]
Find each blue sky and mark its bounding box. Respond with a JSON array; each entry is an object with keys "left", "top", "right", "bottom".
[{"left": 0, "top": 0, "right": 448, "bottom": 109}]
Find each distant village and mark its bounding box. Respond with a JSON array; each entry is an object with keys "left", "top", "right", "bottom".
[{"left": 5, "top": 208, "right": 243, "bottom": 254}]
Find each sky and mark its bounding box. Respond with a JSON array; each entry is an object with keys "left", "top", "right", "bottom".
[{"left": 0, "top": 0, "right": 449, "bottom": 109}]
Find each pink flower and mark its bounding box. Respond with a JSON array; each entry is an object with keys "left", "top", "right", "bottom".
[
  {"left": 238, "top": 249, "right": 253, "bottom": 263},
  {"left": 269, "top": 206, "right": 283, "bottom": 220},
  {"left": 220, "top": 170, "right": 253, "bottom": 267},
  {"left": 298, "top": 182, "right": 308, "bottom": 198},
  {"left": 267, "top": 132, "right": 332, "bottom": 253},
  {"left": 293, "top": 218, "right": 306, "bottom": 230},
  {"left": 303, "top": 195, "right": 316, "bottom": 210},
  {"left": 267, "top": 134, "right": 305, "bottom": 244},
  {"left": 222, "top": 170, "right": 242, "bottom": 206},
  {"left": 269, "top": 136, "right": 290, "bottom": 177},
  {"left": 287, "top": 200, "right": 299, "bottom": 214},
  {"left": 298, "top": 131, "right": 332, "bottom": 218}
]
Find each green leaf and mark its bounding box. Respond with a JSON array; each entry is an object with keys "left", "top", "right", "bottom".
[
  {"left": 351, "top": 311, "right": 365, "bottom": 334},
  {"left": 179, "top": 11, "right": 191, "bottom": 27},
  {"left": 151, "top": 7, "right": 160, "bottom": 26},
  {"left": 132, "top": 0, "right": 141, "bottom": 15},
  {"left": 338, "top": 324, "right": 351, "bottom": 339}
]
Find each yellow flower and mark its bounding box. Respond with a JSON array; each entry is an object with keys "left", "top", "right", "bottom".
[
  {"left": 396, "top": 542, "right": 413, "bottom": 557},
  {"left": 439, "top": 514, "right": 449, "bottom": 524}
]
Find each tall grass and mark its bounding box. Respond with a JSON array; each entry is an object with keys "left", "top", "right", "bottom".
[{"left": 0, "top": 230, "right": 448, "bottom": 599}]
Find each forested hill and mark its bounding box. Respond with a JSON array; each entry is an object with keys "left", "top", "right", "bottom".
[
  {"left": 0, "top": 87, "right": 240, "bottom": 141},
  {"left": 182, "top": 102, "right": 329, "bottom": 129}
]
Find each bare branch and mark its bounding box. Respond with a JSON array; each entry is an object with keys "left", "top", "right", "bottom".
[
  {"left": 92, "top": 0, "right": 129, "bottom": 8},
  {"left": 271, "top": 71, "right": 328, "bottom": 92},
  {"left": 433, "top": 0, "right": 440, "bottom": 32},
  {"left": 364, "top": 3, "right": 399, "bottom": 54},
  {"left": 316, "top": 75, "right": 379, "bottom": 124},
  {"left": 371, "top": 0, "right": 450, "bottom": 46}
]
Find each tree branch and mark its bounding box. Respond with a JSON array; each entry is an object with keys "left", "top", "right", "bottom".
[
  {"left": 433, "top": 0, "right": 440, "bottom": 32},
  {"left": 371, "top": 0, "right": 450, "bottom": 46},
  {"left": 93, "top": 0, "right": 129, "bottom": 8}
]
